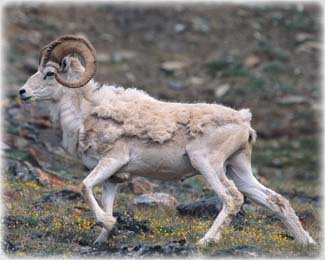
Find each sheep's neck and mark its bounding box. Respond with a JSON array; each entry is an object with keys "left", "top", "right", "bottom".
[{"left": 56, "top": 93, "right": 84, "bottom": 155}]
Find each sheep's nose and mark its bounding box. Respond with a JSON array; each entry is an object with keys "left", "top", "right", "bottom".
[{"left": 19, "top": 89, "right": 26, "bottom": 96}]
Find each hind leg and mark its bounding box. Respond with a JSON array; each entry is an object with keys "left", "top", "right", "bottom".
[
  {"left": 187, "top": 149, "right": 244, "bottom": 245},
  {"left": 228, "top": 150, "right": 315, "bottom": 245}
]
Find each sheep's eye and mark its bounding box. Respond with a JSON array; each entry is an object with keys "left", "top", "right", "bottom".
[{"left": 44, "top": 71, "right": 55, "bottom": 80}]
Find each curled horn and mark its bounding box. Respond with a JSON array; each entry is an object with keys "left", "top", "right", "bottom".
[
  {"left": 39, "top": 44, "right": 50, "bottom": 65},
  {"left": 41, "top": 35, "right": 96, "bottom": 88}
]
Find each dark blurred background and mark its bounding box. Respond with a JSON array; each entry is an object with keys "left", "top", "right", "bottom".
[{"left": 3, "top": 3, "right": 321, "bottom": 138}]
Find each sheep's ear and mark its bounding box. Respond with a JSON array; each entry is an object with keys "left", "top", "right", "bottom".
[{"left": 61, "top": 56, "right": 71, "bottom": 73}]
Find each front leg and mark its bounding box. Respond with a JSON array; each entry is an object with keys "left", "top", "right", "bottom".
[
  {"left": 81, "top": 154, "right": 129, "bottom": 231},
  {"left": 94, "top": 180, "right": 119, "bottom": 246}
]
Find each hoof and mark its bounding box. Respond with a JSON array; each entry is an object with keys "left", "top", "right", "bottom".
[
  {"left": 302, "top": 235, "right": 316, "bottom": 246},
  {"left": 93, "top": 229, "right": 109, "bottom": 247},
  {"left": 196, "top": 237, "right": 219, "bottom": 246},
  {"left": 196, "top": 238, "right": 207, "bottom": 247},
  {"left": 97, "top": 214, "right": 117, "bottom": 231},
  {"left": 296, "top": 232, "right": 316, "bottom": 245},
  {"left": 93, "top": 238, "right": 108, "bottom": 248}
]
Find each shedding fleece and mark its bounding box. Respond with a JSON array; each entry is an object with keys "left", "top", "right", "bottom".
[
  {"left": 90, "top": 85, "right": 251, "bottom": 143},
  {"left": 239, "top": 108, "right": 256, "bottom": 143}
]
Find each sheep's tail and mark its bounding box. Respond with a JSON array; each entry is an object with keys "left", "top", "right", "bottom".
[{"left": 239, "top": 108, "right": 257, "bottom": 143}]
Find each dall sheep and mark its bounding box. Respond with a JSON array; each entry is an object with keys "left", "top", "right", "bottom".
[{"left": 19, "top": 35, "right": 315, "bottom": 246}]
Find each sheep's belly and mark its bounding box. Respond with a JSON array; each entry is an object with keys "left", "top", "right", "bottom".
[
  {"left": 81, "top": 144, "right": 198, "bottom": 181},
  {"left": 120, "top": 146, "right": 197, "bottom": 181}
]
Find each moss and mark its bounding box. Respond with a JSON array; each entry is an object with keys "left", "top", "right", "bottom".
[{"left": 207, "top": 56, "right": 249, "bottom": 78}]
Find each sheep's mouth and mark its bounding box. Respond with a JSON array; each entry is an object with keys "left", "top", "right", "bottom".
[
  {"left": 21, "top": 96, "right": 32, "bottom": 101},
  {"left": 20, "top": 96, "right": 34, "bottom": 103}
]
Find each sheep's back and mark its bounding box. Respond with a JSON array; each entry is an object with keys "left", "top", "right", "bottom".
[{"left": 87, "top": 94, "right": 245, "bottom": 146}]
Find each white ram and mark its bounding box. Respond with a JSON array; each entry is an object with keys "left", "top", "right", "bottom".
[{"left": 19, "top": 35, "right": 315, "bottom": 246}]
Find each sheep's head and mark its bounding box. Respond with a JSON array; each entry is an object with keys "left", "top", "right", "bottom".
[{"left": 19, "top": 35, "right": 96, "bottom": 102}]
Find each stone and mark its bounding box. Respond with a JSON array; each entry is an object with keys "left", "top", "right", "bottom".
[
  {"left": 129, "top": 176, "right": 158, "bottom": 194},
  {"left": 295, "top": 33, "right": 313, "bottom": 43},
  {"left": 111, "top": 50, "right": 137, "bottom": 63},
  {"left": 97, "top": 52, "right": 110, "bottom": 63},
  {"left": 214, "top": 84, "right": 230, "bottom": 98},
  {"left": 213, "top": 244, "right": 268, "bottom": 257},
  {"left": 39, "top": 189, "right": 84, "bottom": 204},
  {"left": 277, "top": 95, "right": 307, "bottom": 105},
  {"left": 187, "top": 77, "right": 204, "bottom": 86},
  {"left": 192, "top": 17, "right": 210, "bottom": 33},
  {"left": 296, "top": 41, "right": 321, "bottom": 53},
  {"left": 161, "top": 61, "right": 188, "bottom": 74},
  {"left": 4, "top": 159, "right": 41, "bottom": 183},
  {"left": 174, "top": 23, "right": 187, "bottom": 33},
  {"left": 167, "top": 80, "right": 187, "bottom": 90},
  {"left": 1, "top": 142, "right": 10, "bottom": 151},
  {"left": 177, "top": 196, "right": 223, "bottom": 219},
  {"left": 244, "top": 55, "right": 260, "bottom": 68},
  {"left": 133, "top": 192, "right": 178, "bottom": 207},
  {"left": 132, "top": 240, "right": 195, "bottom": 257},
  {"left": 113, "top": 210, "right": 151, "bottom": 234},
  {"left": 177, "top": 196, "right": 246, "bottom": 230},
  {"left": 2, "top": 239, "right": 19, "bottom": 254}
]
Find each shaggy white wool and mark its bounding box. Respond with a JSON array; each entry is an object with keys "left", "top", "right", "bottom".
[{"left": 89, "top": 85, "right": 250, "bottom": 143}]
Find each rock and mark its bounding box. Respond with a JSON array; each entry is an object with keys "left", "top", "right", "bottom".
[
  {"left": 2, "top": 215, "right": 38, "bottom": 227},
  {"left": 174, "top": 23, "right": 187, "bottom": 33},
  {"left": 2, "top": 239, "right": 19, "bottom": 254},
  {"left": 167, "top": 80, "right": 187, "bottom": 90},
  {"left": 187, "top": 77, "right": 204, "bottom": 86},
  {"left": 4, "top": 158, "right": 41, "bottom": 184},
  {"left": 296, "top": 41, "right": 321, "bottom": 53},
  {"left": 161, "top": 61, "right": 188, "bottom": 75},
  {"left": 34, "top": 167, "right": 67, "bottom": 187},
  {"left": 192, "top": 17, "right": 210, "bottom": 33},
  {"left": 80, "top": 246, "right": 95, "bottom": 255},
  {"left": 111, "top": 50, "right": 137, "bottom": 63},
  {"left": 39, "top": 189, "right": 84, "bottom": 204},
  {"left": 213, "top": 244, "right": 268, "bottom": 257},
  {"left": 125, "top": 72, "right": 136, "bottom": 83},
  {"left": 129, "top": 177, "right": 158, "bottom": 194},
  {"left": 72, "top": 207, "right": 87, "bottom": 217},
  {"left": 277, "top": 95, "right": 307, "bottom": 105},
  {"left": 100, "top": 33, "right": 114, "bottom": 42},
  {"left": 133, "top": 192, "right": 178, "bottom": 207},
  {"left": 113, "top": 210, "right": 151, "bottom": 234},
  {"left": 1, "top": 141, "right": 10, "bottom": 151},
  {"left": 177, "top": 196, "right": 223, "bottom": 219},
  {"left": 242, "top": 201, "right": 259, "bottom": 213},
  {"left": 256, "top": 40, "right": 290, "bottom": 61},
  {"left": 244, "top": 55, "right": 260, "bottom": 68},
  {"left": 231, "top": 211, "right": 246, "bottom": 231},
  {"left": 26, "top": 30, "right": 42, "bottom": 46},
  {"left": 295, "top": 33, "right": 314, "bottom": 43},
  {"left": 214, "top": 84, "right": 230, "bottom": 98},
  {"left": 97, "top": 52, "right": 110, "bottom": 63},
  {"left": 14, "top": 136, "right": 29, "bottom": 150},
  {"left": 115, "top": 240, "right": 196, "bottom": 257},
  {"left": 2, "top": 215, "right": 23, "bottom": 226},
  {"left": 177, "top": 196, "right": 246, "bottom": 229}
]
